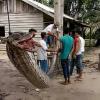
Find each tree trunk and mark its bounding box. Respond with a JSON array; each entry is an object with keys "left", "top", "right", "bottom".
[
  {"left": 47, "top": 0, "right": 64, "bottom": 76},
  {"left": 54, "top": 0, "right": 64, "bottom": 34}
]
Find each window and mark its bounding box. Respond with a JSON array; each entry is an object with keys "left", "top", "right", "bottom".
[{"left": 0, "top": 26, "right": 5, "bottom": 37}]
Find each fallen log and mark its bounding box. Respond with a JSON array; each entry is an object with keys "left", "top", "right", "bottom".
[{"left": 6, "top": 33, "right": 50, "bottom": 89}]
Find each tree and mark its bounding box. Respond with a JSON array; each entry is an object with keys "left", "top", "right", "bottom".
[
  {"left": 64, "top": 0, "right": 100, "bottom": 39},
  {"left": 81, "top": 0, "right": 100, "bottom": 38},
  {"left": 34, "top": 0, "right": 100, "bottom": 39}
]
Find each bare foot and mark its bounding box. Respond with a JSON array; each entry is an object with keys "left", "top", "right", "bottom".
[
  {"left": 75, "top": 76, "right": 80, "bottom": 79},
  {"left": 68, "top": 81, "right": 72, "bottom": 84},
  {"left": 59, "top": 81, "right": 68, "bottom": 85},
  {"left": 74, "top": 77, "right": 83, "bottom": 81}
]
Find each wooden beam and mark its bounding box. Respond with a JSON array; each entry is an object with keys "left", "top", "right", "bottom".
[{"left": 6, "top": 0, "right": 11, "bottom": 35}]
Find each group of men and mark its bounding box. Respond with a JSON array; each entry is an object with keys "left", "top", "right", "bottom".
[{"left": 16, "top": 24, "right": 85, "bottom": 85}]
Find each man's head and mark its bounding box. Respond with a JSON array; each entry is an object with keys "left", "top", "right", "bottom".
[
  {"left": 75, "top": 30, "right": 81, "bottom": 37},
  {"left": 64, "top": 28, "right": 69, "bottom": 35},
  {"left": 53, "top": 23, "right": 58, "bottom": 29},
  {"left": 29, "top": 28, "right": 37, "bottom": 37},
  {"left": 41, "top": 32, "right": 47, "bottom": 40}
]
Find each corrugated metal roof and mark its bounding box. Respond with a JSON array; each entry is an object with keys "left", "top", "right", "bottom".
[
  {"left": 22, "top": 0, "right": 74, "bottom": 20},
  {"left": 22, "top": 0, "right": 90, "bottom": 27}
]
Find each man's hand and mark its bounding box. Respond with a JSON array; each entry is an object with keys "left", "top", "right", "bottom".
[
  {"left": 47, "top": 32, "right": 53, "bottom": 36},
  {"left": 72, "top": 54, "right": 76, "bottom": 59}
]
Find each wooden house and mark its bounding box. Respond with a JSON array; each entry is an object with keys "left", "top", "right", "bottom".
[{"left": 0, "top": 0, "right": 89, "bottom": 38}]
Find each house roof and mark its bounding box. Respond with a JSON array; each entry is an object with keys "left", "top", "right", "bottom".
[{"left": 22, "top": 0, "right": 90, "bottom": 27}]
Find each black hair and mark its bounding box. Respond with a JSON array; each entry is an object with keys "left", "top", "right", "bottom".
[
  {"left": 29, "top": 28, "right": 37, "bottom": 33},
  {"left": 75, "top": 30, "right": 82, "bottom": 36},
  {"left": 71, "top": 31, "right": 75, "bottom": 38},
  {"left": 53, "top": 24, "right": 58, "bottom": 29},
  {"left": 41, "top": 32, "right": 46, "bottom": 39},
  {"left": 64, "top": 28, "right": 69, "bottom": 34}
]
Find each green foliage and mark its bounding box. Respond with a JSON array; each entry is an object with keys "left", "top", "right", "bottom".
[
  {"left": 34, "top": 0, "right": 100, "bottom": 39},
  {"left": 64, "top": 0, "right": 100, "bottom": 39},
  {"left": 34, "top": 0, "right": 53, "bottom": 7},
  {"left": 95, "top": 29, "right": 100, "bottom": 39}
]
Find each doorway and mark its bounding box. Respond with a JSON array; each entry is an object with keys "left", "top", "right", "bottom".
[{"left": 0, "top": 26, "right": 5, "bottom": 37}]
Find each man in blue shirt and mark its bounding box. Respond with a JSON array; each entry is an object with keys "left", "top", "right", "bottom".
[
  {"left": 48, "top": 28, "right": 73, "bottom": 84},
  {"left": 59, "top": 28, "right": 73, "bottom": 85}
]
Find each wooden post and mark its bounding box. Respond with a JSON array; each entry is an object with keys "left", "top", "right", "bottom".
[
  {"left": 54, "top": 0, "right": 64, "bottom": 49},
  {"left": 48, "top": 0, "right": 64, "bottom": 76},
  {"left": 6, "top": 0, "right": 11, "bottom": 35},
  {"left": 54, "top": 0, "right": 64, "bottom": 35},
  {"left": 98, "top": 54, "right": 100, "bottom": 71},
  {"left": 54, "top": 0, "right": 64, "bottom": 73}
]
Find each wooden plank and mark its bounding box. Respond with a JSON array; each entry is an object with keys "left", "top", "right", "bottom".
[
  {"left": 0, "top": 13, "right": 43, "bottom": 37},
  {"left": 14, "top": 0, "right": 16, "bottom": 13}
]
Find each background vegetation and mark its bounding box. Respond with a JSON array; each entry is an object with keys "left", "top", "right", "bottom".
[{"left": 34, "top": 0, "right": 100, "bottom": 40}]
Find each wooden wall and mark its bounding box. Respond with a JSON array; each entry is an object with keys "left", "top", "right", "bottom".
[
  {"left": 0, "top": 13, "right": 43, "bottom": 37},
  {"left": 0, "top": 0, "right": 44, "bottom": 37}
]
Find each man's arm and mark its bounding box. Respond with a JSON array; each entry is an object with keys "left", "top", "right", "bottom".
[
  {"left": 75, "top": 38, "right": 80, "bottom": 54},
  {"left": 69, "top": 43, "right": 74, "bottom": 59},
  {"left": 47, "top": 32, "right": 60, "bottom": 41}
]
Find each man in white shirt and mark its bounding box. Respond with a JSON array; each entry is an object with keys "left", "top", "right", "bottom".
[
  {"left": 37, "top": 32, "right": 56, "bottom": 73},
  {"left": 37, "top": 32, "right": 48, "bottom": 73},
  {"left": 43, "top": 24, "right": 58, "bottom": 47},
  {"left": 43, "top": 24, "right": 58, "bottom": 34},
  {"left": 75, "top": 31, "right": 85, "bottom": 80}
]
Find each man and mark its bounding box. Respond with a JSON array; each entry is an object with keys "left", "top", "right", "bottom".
[
  {"left": 75, "top": 31, "right": 85, "bottom": 80},
  {"left": 37, "top": 32, "right": 48, "bottom": 73},
  {"left": 59, "top": 29, "right": 74, "bottom": 85},
  {"left": 37, "top": 32, "right": 56, "bottom": 73},
  {"left": 48, "top": 28, "right": 74, "bottom": 84},
  {"left": 43, "top": 24, "right": 58, "bottom": 47},
  {"left": 70, "top": 31, "right": 79, "bottom": 75},
  {"left": 43, "top": 24, "right": 58, "bottom": 34}
]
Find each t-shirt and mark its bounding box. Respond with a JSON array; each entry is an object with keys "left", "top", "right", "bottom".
[
  {"left": 43, "top": 24, "right": 58, "bottom": 34},
  {"left": 60, "top": 34, "right": 73, "bottom": 59},
  {"left": 37, "top": 39, "right": 48, "bottom": 60},
  {"left": 76, "top": 36, "right": 85, "bottom": 55},
  {"left": 43, "top": 24, "right": 54, "bottom": 33}
]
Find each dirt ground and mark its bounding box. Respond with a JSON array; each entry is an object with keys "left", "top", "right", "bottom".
[{"left": 0, "top": 44, "right": 100, "bottom": 100}]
